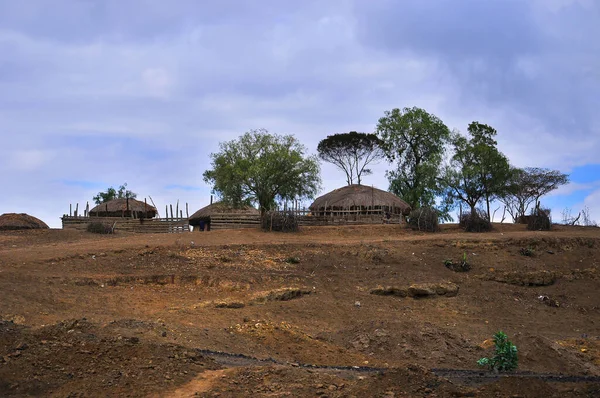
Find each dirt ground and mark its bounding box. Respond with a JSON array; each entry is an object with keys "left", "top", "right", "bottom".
[{"left": 1, "top": 223, "right": 599, "bottom": 397}]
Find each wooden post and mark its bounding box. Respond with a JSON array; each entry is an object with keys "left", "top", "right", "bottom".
[
  {"left": 176, "top": 200, "right": 179, "bottom": 220},
  {"left": 70, "top": 204, "right": 72, "bottom": 217},
  {"left": 166, "top": 205, "right": 169, "bottom": 220},
  {"left": 74, "top": 203, "right": 78, "bottom": 217},
  {"left": 170, "top": 204, "right": 174, "bottom": 219},
  {"left": 85, "top": 202, "right": 89, "bottom": 218},
  {"left": 180, "top": 210, "right": 183, "bottom": 219},
  {"left": 210, "top": 195, "right": 213, "bottom": 205},
  {"left": 144, "top": 198, "right": 148, "bottom": 219},
  {"left": 186, "top": 202, "right": 189, "bottom": 218}
]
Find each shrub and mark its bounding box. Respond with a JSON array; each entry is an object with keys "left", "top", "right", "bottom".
[
  {"left": 86, "top": 222, "right": 113, "bottom": 234},
  {"left": 407, "top": 207, "right": 439, "bottom": 232},
  {"left": 444, "top": 252, "right": 471, "bottom": 272},
  {"left": 261, "top": 211, "right": 299, "bottom": 232},
  {"left": 477, "top": 331, "right": 518, "bottom": 372},
  {"left": 527, "top": 207, "right": 551, "bottom": 231},
  {"left": 459, "top": 209, "right": 492, "bottom": 232}
]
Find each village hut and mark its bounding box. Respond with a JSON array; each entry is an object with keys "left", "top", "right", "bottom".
[
  {"left": 309, "top": 184, "right": 411, "bottom": 217},
  {"left": 0, "top": 213, "right": 49, "bottom": 230},
  {"left": 189, "top": 202, "right": 259, "bottom": 231},
  {"left": 89, "top": 198, "right": 157, "bottom": 218}
]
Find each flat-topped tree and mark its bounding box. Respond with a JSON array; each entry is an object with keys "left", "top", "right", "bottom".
[
  {"left": 500, "top": 167, "right": 569, "bottom": 222},
  {"left": 317, "top": 132, "right": 384, "bottom": 185},
  {"left": 203, "top": 129, "right": 321, "bottom": 215}
]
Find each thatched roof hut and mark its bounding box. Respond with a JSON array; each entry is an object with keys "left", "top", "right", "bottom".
[
  {"left": 0, "top": 213, "right": 49, "bottom": 230},
  {"left": 189, "top": 202, "right": 259, "bottom": 226},
  {"left": 309, "top": 184, "right": 411, "bottom": 215},
  {"left": 89, "top": 198, "right": 157, "bottom": 218}
]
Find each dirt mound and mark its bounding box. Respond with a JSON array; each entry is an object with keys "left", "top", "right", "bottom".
[
  {"left": 370, "top": 281, "right": 459, "bottom": 298},
  {"left": 0, "top": 319, "right": 219, "bottom": 397},
  {"left": 0, "top": 213, "right": 49, "bottom": 231}
]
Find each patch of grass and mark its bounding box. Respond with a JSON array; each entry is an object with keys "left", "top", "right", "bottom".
[{"left": 519, "top": 247, "right": 534, "bottom": 257}]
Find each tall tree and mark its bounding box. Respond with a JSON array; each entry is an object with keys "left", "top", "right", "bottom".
[
  {"left": 317, "top": 132, "right": 384, "bottom": 185},
  {"left": 93, "top": 183, "right": 137, "bottom": 205},
  {"left": 203, "top": 129, "right": 321, "bottom": 214},
  {"left": 440, "top": 122, "right": 511, "bottom": 219},
  {"left": 376, "top": 107, "right": 451, "bottom": 211},
  {"left": 500, "top": 167, "right": 569, "bottom": 222}
]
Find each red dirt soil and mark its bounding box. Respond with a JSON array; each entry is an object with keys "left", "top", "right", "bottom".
[{"left": 1, "top": 223, "right": 599, "bottom": 397}]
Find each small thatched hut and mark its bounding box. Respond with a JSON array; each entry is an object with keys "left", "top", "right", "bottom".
[
  {"left": 0, "top": 213, "right": 49, "bottom": 230},
  {"left": 89, "top": 198, "right": 157, "bottom": 218},
  {"left": 189, "top": 202, "right": 259, "bottom": 230},
  {"left": 309, "top": 184, "right": 411, "bottom": 216}
]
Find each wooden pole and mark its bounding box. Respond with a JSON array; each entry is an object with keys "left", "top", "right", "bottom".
[
  {"left": 70, "top": 204, "right": 72, "bottom": 217},
  {"left": 74, "top": 203, "right": 78, "bottom": 217},
  {"left": 166, "top": 205, "right": 169, "bottom": 220},
  {"left": 170, "top": 204, "right": 174, "bottom": 219},
  {"left": 176, "top": 200, "right": 179, "bottom": 220},
  {"left": 144, "top": 198, "right": 148, "bottom": 219},
  {"left": 186, "top": 203, "right": 189, "bottom": 218}
]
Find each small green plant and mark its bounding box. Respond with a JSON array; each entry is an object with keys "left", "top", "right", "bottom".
[
  {"left": 478, "top": 331, "right": 518, "bottom": 372},
  {"left": 519, "top": 247, "right": 534, "bottom": 257},
  {"left": 444, "top": 259, "right": 453, "bottom": 267},
  {"left": 444, "top": 252, "right": 471, "bottom": 272}
]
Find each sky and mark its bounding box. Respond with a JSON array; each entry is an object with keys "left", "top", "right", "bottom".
[{"left": 1, "top": 0, "right": 598, "bottom": 228}]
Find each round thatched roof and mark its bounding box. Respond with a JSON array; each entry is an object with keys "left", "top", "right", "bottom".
[
  {"left": 0, "top": 213, "right": 49, "bottom": 230},
  {"left": 89, "top": 198, "right": 157, "bottom": 217},
  {"left": 309, "top": 184, "right": 411, "bottom": 215},
  {"left": 189, "top": 202, "right": 259, "bottom": 225}
]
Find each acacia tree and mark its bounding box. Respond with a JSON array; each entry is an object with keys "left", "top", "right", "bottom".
[
  {"left": 441, "top": 122, "right": 511, "bottom": 219},
  {"left": 317, "top": 131, "right": 384, "bottom": 185},
  {"left": 500, "top": 167, "right": 569, "bottom": 222},
  {"left": 93, "top": 183, "right": 137, "bottom": 205},
  {"left": 376, "top": 107, "right": 451, "bottom": 212},
  {"left": 203, "top": 129, "right": 321, "bottom": 214}
]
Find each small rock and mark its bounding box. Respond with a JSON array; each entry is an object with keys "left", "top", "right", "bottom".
[
  {"left": 161, "top": 331, "right": 167, "bottom": 337},
  {"left": 354, "top": 301, "right": 361, "bottom": 307}
]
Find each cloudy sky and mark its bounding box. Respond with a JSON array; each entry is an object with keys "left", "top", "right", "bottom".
[{"left": 1, "top": 0, "right": 598, "bottom": 228}]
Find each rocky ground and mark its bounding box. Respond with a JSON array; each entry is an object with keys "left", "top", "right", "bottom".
[{"left": 1, "top": 224, "right": 599, "bottom": 396}]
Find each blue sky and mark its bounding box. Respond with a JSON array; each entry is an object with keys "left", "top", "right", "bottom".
[{"left": 1, "top": 0, "right": 598, "bottom": 227}]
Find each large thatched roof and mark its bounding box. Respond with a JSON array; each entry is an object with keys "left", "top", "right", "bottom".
[
  {"left": 189, "top": 202, "right": 259, "bottom": 225},
  {"left": 310, "top": 184, "right": 411, "bottom": 215},
  {"left": 0, "top": 213, "right": 49, "bottom": 230},
  {"left": 89, "top": 198, "right": 157, "bottom": 218}
]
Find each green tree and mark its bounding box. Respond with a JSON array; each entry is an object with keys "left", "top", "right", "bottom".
[
  {"left": 500, "top": 167, "right": 569, "bottom": 222},
  {"left": 93, "top": 183, "right": 137, "bottom": 205},
  {"left": 376, "top": 107, "right": 451, "bottom": 214},
  {"left": 441, "top": 122, "right": 511, "bottom": 219},
  {"left": 317, "top": 131, "right": 384, "bottom": 185},
  {"left": 203, "top": 129, "right": 321, "bottom": 214}
]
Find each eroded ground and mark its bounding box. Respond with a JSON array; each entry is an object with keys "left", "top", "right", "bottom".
[{"left": 1, "top": 224, "right": 599, "bottom": 397}]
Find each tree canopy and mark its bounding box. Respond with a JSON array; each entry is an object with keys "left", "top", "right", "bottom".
[
  {"left": 440, "top": 122, "right": 511, "bottom": 219},
  {"left": 203, "top": 129, "right": 321, "bottom": 214},
  {"left": 317, "top": 131, "right": 384, "bottom": 185},
  {"left": 376, "top": 107, "right": 451, "bottom": 212},
  {"left": 93, "top": 183, "right": 137, "bottom": 205},
  {"left": 500, "top": 167, "right": 569, "bottom": 222}
]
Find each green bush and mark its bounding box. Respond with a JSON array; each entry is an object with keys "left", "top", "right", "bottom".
[
  {"left": 478, "top": 331, "right": 518, "bottom": 372},
  {"left": 407, "top": 207, "right": 439, "bottom": 232},
  {"left": 86, "top": 222, "right": 113, "bottom": 234}
]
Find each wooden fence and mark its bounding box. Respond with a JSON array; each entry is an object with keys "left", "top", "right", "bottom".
[
  {"left": 210, "top": 213, "right": 261, "bottom": 230},
  {"left": 208, "top": 208, "right": 403, "bottom": 230},
  {"left": 62, "top": 216, "right": 190, "bottom": 233}
]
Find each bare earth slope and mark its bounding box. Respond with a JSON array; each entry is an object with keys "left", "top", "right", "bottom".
[{"left": 1, "top": 224, "right": 599, "bottom": 397}]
